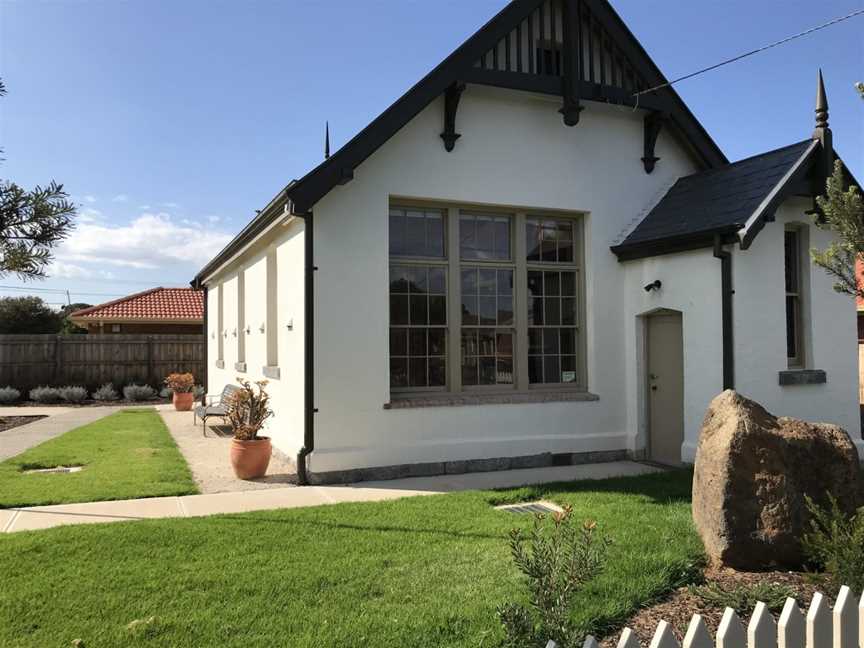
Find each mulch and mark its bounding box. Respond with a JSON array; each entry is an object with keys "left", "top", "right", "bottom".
[
  {"left": 598, "top": 567, "right": 834, "bottom": 647},
  {"left": 0, "top": 415, "right": 48, "bottom": 433},
  {"left": 6, "top": 399, "right": 170, "bottom": 408}
]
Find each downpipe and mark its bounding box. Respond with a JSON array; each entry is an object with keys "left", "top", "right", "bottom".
[
  {"left": 296, "top": 211, "right": 316, "bottom": 485},
  {"left": 713, "top": 235, "right": 734, "bottom": 390}
]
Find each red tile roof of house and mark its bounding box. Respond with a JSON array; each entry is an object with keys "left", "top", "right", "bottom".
[{"left": 70, "top": 287, "right": 204, "bottom": 322}]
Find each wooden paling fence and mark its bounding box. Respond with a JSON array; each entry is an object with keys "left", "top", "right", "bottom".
[
  {"left": 549, "top": 585, "right": 863, "bottom": 648},
  {"left": 0, "top": 334, "right": 204, "bottom": 392}
]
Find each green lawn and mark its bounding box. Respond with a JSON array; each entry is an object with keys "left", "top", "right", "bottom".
[
  {"left": 0, "top": 470, "right": 703, "bottom": 648},
  {"left": 0, "top": 409, "right": 198, "bottom": 508}
]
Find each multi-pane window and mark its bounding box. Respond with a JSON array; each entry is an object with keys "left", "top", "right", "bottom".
[
  {"left": 461, "top": 268, "right": 514, "bottom": 386},
  {"left": 784, "top": 229, "right": 803, "bottom": 366},
  {"left": 528, "top": 269, "right": 579, "bottom": 384},
  {"left": 389, "top": 207, "right": 448, "bottom": 390},
  {"left": 526, "top": 217, "right": 580, "bottom": 385},
  {"left": 389, "top": 208, "right": 445, "bottom": 258},
  {"left": 389, "top": 204, "right": 584, "bottom": 394}
]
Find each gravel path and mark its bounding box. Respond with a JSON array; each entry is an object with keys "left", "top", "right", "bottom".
[{"left": 157, "top": 405, "right": 296, "bottom": 494}]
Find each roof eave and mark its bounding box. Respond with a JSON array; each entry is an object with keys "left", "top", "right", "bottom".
[{"left": 611, "top": 225, "right": 742, "bottom": 262}]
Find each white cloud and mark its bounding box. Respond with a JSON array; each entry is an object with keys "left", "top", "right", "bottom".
[
  {"left": 112, "top": 194, "right": 129, "bottom": 202},
  {"left": 207, "top": 215, "right": 221, "bottom": 223},
  {"left": 77, "top": 207, "right": 103, "bottom": 223},
  {"left": 138, "top": 204, "right": 151, "bottom": 210},
  {"left": 48, "top": 261, "right": 113, "bottom": 280},
  {"left": 56, "top": 212, "right": 232, "bottom": 270},
  {"left": 161, "top": 201, "right": 180, "bottom": 209},
  {"left": 83, "top": 195, "right": 97, "bottom": 203}
]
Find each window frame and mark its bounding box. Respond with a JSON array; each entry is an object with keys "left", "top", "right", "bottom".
[
  {"left": 388, "top": 200, "right": 586, "bottom": 397},
  {"left": 784, "top": 226, "right": 804, "bottom": 369}
]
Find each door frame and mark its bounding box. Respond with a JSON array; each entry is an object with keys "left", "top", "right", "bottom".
[{"left": 635, "top": 308, "right": 684, "bottom": 463}]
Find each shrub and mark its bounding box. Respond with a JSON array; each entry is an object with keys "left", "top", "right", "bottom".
[
  {"left": 497, "top": 506, "right": 611, "bottom": 648},
  {"left": 164, "top": 372, "right": 194, "bottom": 393},
  {"left": 159, "top": 387, "right": 172, "bottom": 399},
  {"left": 58, "top": 385, "right": 88, "bottom": 403},
  {"left": 29, "top": 386, "right": 62, "bottom": 404},
  {"left": 0, "top": 386, "right": 21, "bottom": 404},
  {"left": 193, "top": 384, "right": 205, "bottom": 399},
  {"left": 92, "top": 383, "right": 119, "bottom": 402},
  {"left": 226, "top": 378, "right": 273, "bottom": 440},
  {"left": 802, "top": 494, "right": 864, "bottom": 592},
  {"left": 123, "top": 384, "right": 157, "bottom": 402},
  {"left": 690, "top": 581, "right": 796, "bottom": 614}
]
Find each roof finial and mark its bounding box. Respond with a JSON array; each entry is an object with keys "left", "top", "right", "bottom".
[
  {"left": 324, "top": 121, "right": 330, "bottom": 160},
  {"left": 814, "top": 69, "right": 829, "bottom": 135}
]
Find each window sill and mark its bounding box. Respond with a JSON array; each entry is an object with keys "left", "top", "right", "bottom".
[
  {"left": 778, "top": 369, "right": 826, "bottom": 386},
  {"left": 262, "top": 365, "right": 280, "bottom": 380},
  {"left": 215, "top": 360, "right": 225, "bottom": 369},
  {"left": 234, "top": 362, "right": 247, "bottom": 373},
  {"left": 384, "top": 390, "right": 599, "bottom": 409}
]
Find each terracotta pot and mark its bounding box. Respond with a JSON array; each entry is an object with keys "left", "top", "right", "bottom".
[
  {"left": 173, "top": 391, "right": 195, "bottom": 411},
  {"left": 230, "top": 437, "right": 272, "bottom": 479}
]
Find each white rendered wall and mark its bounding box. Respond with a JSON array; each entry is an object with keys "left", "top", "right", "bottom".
[
  {"left": 308, "top": 85, "right": 702, "bottom": 472},
  {"left": 204, "top": 219, "right": 306, "bottom": 455},
  {"left": 732, "top": 198, "right": 862, "bottom": 456}
]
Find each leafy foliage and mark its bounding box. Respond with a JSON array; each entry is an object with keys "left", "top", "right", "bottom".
[
  {"left": 58, "top": 386, "right": 88, "bottom": 404},
  {"left": 164, "top": 373, "right": 194, "bottom": 393},
  {"left": 59, "top": 303, "right": 91, "bottom": 334},
  {"left": 0, "top": 386, "right": 21, "bottom": 404},
  {"left": 0, "top": 296, "right": 63, "bottom": 333},
  {"left": 497, "top": 506, "right": 611, "bottom": 648},
  {"left": 122, "top": 384, "right": 156, "bottom": 402},
  {"left": 690, "top": 581, "right": 795, "bottom": 614},
  {"left": 28, "top": 386, "right": 62, "bottom": 403},
  {"left": 0, "top": 181, "right": 76, "bottom": 280},
  {"left": 802, "top": 493, "right": 864, "bottom": 592},
  {"left": 226, "top": 377, "right": 274, "bottom": 441},
  {"left": 810, "top": 160, "right": 864, "bottom": 299},
  {"left": 91, "top": 383, "right": 119, "bottom": 402}
]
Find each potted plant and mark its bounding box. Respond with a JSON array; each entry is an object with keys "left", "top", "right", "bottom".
[
  {"left": 164, "top": 373, "right": 195, "bottom": 411},
  {"left": 226, "top": 378, "right": 274, "bottom": 479}
]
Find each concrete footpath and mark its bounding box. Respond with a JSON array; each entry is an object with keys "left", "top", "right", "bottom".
[
  {"left": 0, "top": 406, "right": 126, "bottom": 461},
  {"left": 0, "top": 461, "right": 659, "bottom": 533}
]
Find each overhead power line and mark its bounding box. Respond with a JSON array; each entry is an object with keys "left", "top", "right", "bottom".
[{"left": 634, "top": 8, "right": 864, "bottom": 97}]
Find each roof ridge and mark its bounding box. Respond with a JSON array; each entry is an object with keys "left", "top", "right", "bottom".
[
  {"left": 69, "top": 286, "right": 165, "bottom": 318},
  {"left": 674, "top": 139, "right": 814, "bottom": 183}
]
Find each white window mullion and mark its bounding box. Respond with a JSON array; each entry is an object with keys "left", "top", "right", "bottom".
[
  {"left": 447, "top": 207, "right": 462, "bottom": 392},
  {"left": 514, "top": 213, "right": 529, "bottom": 391}
]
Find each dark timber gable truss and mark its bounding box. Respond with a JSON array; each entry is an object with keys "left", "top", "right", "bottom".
[{"left": 193, "top": 0, "right": 727, "bottom": 287}]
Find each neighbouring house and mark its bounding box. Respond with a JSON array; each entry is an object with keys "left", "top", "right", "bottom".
[
  {"left": 70, "top": 287, "right": 203, "bottom": 335},
  {"left": 193, "top": 0, "right": 864, "bottom": 484}
]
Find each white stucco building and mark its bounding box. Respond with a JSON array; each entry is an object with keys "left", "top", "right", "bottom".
[{"left": 193, "top": 0, "right": 864, "bottom": 484}]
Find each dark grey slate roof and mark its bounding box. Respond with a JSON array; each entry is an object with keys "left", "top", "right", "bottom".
[{"left": 614, "top": 139, "right": 816, "bottom": 253}]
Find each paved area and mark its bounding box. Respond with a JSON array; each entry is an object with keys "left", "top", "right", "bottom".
[
  {"left": 157, "top": 404, "right": 297, "bottom": 493},
  {"left": 0, "top": 406, "right": 126, "bottom": 461},
  {"left": 0, "top": 461, "right": 662, "bottom": 533}
]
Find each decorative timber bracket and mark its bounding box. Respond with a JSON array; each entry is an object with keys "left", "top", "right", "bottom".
[
  {"left": 641, "top": 112, "right": 666, "bottom": 174},
  {"left": 559, "top": 0, "right": 583, "bottom": 126},
  {"left": 440, "top": 82, "right": 466, "bottom": 152}
]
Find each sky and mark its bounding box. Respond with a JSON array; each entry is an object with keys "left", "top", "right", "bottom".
[{"left": 1, "top": 0, "right": 862, "bottom": 309}]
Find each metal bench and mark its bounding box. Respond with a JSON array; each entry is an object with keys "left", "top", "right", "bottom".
[{"left": 194, "top": 384, "right": 240, "bottom": 435}]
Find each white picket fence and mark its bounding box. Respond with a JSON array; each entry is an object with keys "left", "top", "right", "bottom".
[{"left": 548, "top": 585, "right": 863, "bottom": 648}]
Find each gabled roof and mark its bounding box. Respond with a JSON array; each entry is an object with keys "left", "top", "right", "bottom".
[
  {"left": 70, "top": 287, "right": 204, "bottom": 323},
  {"left": 611, "top": 140, "right": 820, "bottom": 261},
  {"left": 193, "top": 0, "right": 728, "bottom": 286}
]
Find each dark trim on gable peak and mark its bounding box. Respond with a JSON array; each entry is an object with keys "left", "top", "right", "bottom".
[
  {"left": 610, "top": 226, "right": 740, "bottom": 262},
  {"left": 192, "top": 0, "right": 727, "bottom": 288}
]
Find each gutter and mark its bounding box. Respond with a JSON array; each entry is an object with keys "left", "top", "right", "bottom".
[
  {"left": 713, "top": 235, "right": 734, "bottom": 390},
  {"left": 295, "top": 210, "right": 316, "bottom": 485},
  {"left": 201, "top": 286, "right": 208, "bottom": 405}
]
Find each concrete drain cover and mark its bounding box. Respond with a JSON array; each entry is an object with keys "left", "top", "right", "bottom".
[
  {"left": 494, "top": 501, "right": 563, "bottom": 515},
  {"left": 24, "top": 466, "right": 84, "bottom": 474}
]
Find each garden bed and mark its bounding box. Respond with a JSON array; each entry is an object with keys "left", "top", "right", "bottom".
[
  {"left": 0, "top": 415, "right": 47, "bottom": 433},
  {"left": 598, "top": 567, "right": 833, "bottom": 647}
]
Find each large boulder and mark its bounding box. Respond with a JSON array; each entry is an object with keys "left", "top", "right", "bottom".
[{"left": 692, "top": 390, "right": 861, "bottom": 570}]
